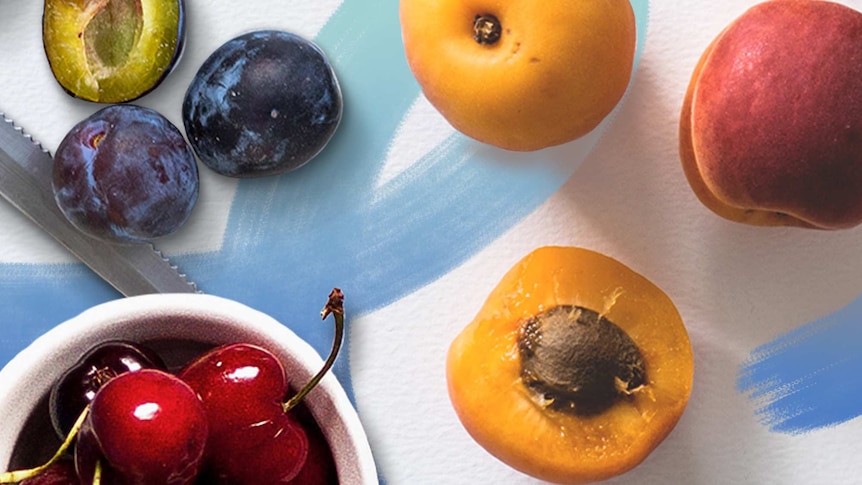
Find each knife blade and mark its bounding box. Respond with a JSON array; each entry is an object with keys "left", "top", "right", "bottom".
[{"left": 0, "top": 112, "right": 198, "bottom": 296}]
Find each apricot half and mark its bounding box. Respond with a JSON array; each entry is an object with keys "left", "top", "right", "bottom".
[
  {"left": 680, "top": 0, "right": 862, "bottom": 229},
  {"left": 399, "top": 0, "right": 636, "bottom": 151},
  {"left": 447, "top": 246, "right": 693, "bottom": 484},
  {"left": 43, "top": 0, "right": 185, "bottom": 103}
]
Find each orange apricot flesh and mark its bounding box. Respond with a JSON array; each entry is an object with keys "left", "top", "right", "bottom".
[{"left": 447, "top": 246, "right": 693, "bottom": 484}]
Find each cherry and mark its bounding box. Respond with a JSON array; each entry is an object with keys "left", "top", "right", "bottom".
[
  {"left": 179, "top": 343, "right": 309, "bottom": 483},
  {"left": 1, "top": 290, "right": 344, "bottom": 485},
  {"left": 16, "top": 458, "right": 77, "bottom": 485},
  {"left": 49, "top": 340, "right": 166, "bottom": 440},
  {"left": 74, "top": 421, "right": 121, "bottom": 484},
  {"left": 1, "top": 389, "right": 89, "bottom": 484},
  {"left": 285, "top": 403, "right": 338, "bottom": 485},
  {"left": 76, "top": 368, "right": 208, "bottom": 485},
  {"left": 178, "top": 288, "right": 345, "bottom": 484}
]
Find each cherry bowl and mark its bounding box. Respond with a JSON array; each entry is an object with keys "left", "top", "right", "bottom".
[{"left": 0, "top": 293, "right": 378, "bottom": 484}]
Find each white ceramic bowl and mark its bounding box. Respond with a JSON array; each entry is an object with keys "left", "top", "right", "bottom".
[{"left": 0, "top": 293, "right": 377, "bottom": 484}]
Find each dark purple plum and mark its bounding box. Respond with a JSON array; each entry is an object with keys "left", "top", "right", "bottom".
[
  {"left": 48, "top": 340, "right": 166, "bottom": 441},
  {"left": 52, "top": 104, "right": 199, "bottom": 242},
  {"left": 182, "top": 30, "right": 342, "bottom": 177}
]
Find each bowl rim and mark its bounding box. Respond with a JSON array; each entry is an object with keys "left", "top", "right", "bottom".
[{"left": 0, "top": 292, "right": 378, "bottom": 484}]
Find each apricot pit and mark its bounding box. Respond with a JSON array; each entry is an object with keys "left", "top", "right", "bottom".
[
  {"left": 519, "top": 305, "right": 647, "bottom": 417},
  {"left": 447, "top": 246, "right": 694, "bottom": 484}
]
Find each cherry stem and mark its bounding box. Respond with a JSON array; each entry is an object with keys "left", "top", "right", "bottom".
[
  {"left": 0, "top": 404, "right": 89, "bottom": 483},
  {"left": 283, "top": 288, "right": 345, "bottom": 413},
  {"left": 93, "top": 459, "right": 102, "bottom": 485}
]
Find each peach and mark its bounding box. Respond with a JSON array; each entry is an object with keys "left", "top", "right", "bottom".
[{"left": 680, "top": 0, "right": 862, "bottom": 229}]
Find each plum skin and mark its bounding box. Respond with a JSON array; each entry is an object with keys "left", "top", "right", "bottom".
[
  {"left": 52, "top": 105, "right": 199, "bottom": 243},
  {"left": 182, "top": 30, "right": 343, "bottom": 177}
]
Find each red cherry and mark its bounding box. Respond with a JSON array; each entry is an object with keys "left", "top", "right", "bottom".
[
  {"left": 78, "top": 368, "right": 208, "bottom": 485},
  {"left": 178, "top": 343, "right": 309, "bottom": 483},
  {"left": 181, "top": 343, "right": 292, "bottom": 436},
  {"left": 16, "top": 458, "right": 78, "bottom": 485},
  {"left": 286, "top": 403, "right": 338, "bottom": 485},
  {"left": 74, "top": 419, "right": 122, "bottom": 485},
  {"left": 49, "top": 340, "right": 166, "bottom": 440},
  {"left": 0, "top": 290, "right": 344, "bottom": 485},
  {"left": 178, "top": 288, "right": 345, "bottom": 485}
]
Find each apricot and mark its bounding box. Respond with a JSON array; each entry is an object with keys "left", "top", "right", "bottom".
[
  {"left": 43, "top": 0, "right": 185, "bottom": 103},
  {"left": 447, "top": 246, "right": 693, "bottom": 484},
  {"left": 399, "top": 0, "right": 636, "bottom": 151},
  {"left": 680, "top": 0, "right": 862, "bottom": 229}
]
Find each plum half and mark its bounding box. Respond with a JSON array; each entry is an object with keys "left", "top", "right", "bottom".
[
  {"left": 182, "top": 30, "right": 343, "bottom": 177},
  {"left": 43, "top": 0, "right": 185, "bottom": 103}
]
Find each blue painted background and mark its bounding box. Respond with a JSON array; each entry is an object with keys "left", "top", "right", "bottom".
[{"left": 1, "top": 0, "right": 859, "bottom": 474}]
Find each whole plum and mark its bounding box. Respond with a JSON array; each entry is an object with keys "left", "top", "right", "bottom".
[
  {"left": 182, "top": 30, "right": 342, "bottom": 177},
  {"left": 52, "top": 105, "right": 199, "bottom": 243}
]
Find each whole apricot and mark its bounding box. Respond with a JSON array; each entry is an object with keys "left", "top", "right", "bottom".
[
  {"left": 447, "top": 246, "right": 693, "bottom": 484},
  {"left": 399, "top": 0, "right": 636, "bottom": 151},
  {"left": 680, "top": 0, "right": 862, "bottom": 229}
]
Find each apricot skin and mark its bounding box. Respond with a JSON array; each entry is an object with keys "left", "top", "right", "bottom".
[
  {"left": 680, "top": 0, "right": 862, "bottom": 229},
  {"left": 399, "top": 0, "right": 636, "bottom": 151},
  {"left": 447, "top": 246, "right": 693, "bottom": 484}
]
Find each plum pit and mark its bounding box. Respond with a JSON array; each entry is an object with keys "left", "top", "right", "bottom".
[{"left": 84, "top": 0, "right": 144, "bottom": 71}]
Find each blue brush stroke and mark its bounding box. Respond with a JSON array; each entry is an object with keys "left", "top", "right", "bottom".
[{"left": 737, "top": 298, "right": 862, "bottom": 434}]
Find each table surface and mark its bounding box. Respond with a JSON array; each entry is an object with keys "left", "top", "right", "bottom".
[{"left": 2, "top": 1, "right": 862, "bottom": 484}]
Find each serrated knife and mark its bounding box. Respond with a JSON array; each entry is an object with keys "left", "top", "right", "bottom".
[{"left": 0, "top": 113, "right": 198, "bottom": 296}]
